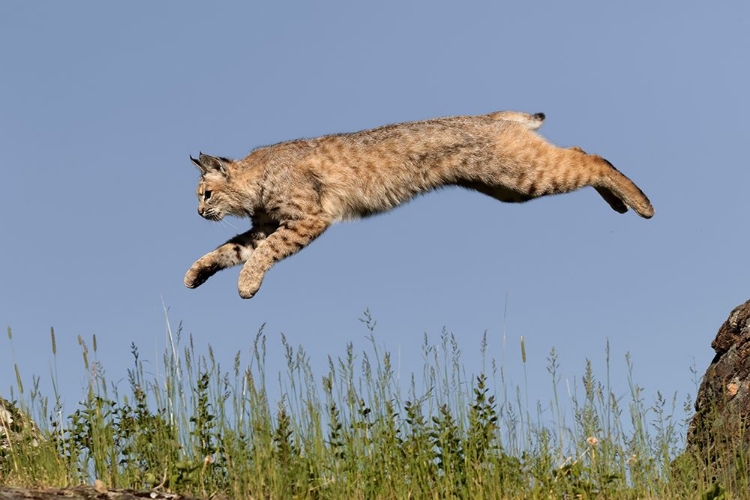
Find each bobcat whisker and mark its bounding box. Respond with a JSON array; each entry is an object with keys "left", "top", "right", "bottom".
[{"left": 220, "top": 218, "right": 240, "bottom": 231}]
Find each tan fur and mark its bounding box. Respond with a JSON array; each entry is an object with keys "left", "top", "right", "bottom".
[{"left": 186, "top": 110, "right": 653, "bottom": 298}]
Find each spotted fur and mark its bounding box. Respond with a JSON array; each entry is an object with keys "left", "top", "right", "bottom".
[{"left": 186, "top": 110, "right": 653, "bottom": 298}]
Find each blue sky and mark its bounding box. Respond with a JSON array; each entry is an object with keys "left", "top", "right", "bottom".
[{"left": 2, "top": 2, "right": 748, "bottom": 429}]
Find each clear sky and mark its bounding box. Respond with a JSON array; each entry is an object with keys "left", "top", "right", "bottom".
[{"left": 2, "top": 2, "right": 749, "bottom": 429}]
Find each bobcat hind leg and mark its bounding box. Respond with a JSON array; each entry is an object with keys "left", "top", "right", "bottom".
[
  {"left": 594, "top": 186, "right": 629, "bottom": 214},
  {"left": 593, "top": 156, "right": 654, "bottom": 218},
  {"left": 568, "top": 147, "right": 652, "bottom": 218}
]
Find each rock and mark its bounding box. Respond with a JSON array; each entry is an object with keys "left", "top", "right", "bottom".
[
  {"left": 687, "top": 299, "right": 750, "bottom": 466},
  {"left": 0, "top": 486, "right": 207, "bottom": 500},
  {"left": 1, "top": 400, "right": 219, "bottom": 499},
  {"left": 0, "top": 397, "right": 43, "bottom": 452}
]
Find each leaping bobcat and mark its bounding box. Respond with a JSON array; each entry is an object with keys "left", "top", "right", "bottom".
[{"left": 185, "top": 110, "right": 654, "bottom": 299}]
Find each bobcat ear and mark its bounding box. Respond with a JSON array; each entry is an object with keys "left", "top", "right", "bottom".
[
  {"left": 190, "top": 154, "right": 207, "bottom": 174},
  {"left": 191, "top": 152, "right": 229, "bottom": 176}
]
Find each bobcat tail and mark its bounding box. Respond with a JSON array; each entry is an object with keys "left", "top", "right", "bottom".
[{"left": 489, "top": 110, "right": 545, "bottom": 131}]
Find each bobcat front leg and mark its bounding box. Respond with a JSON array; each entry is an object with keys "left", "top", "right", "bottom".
[
  {"left": 238, "top": 216, "right": 331, "bottom": 299},
  {"left": 184, "top": 219, "right": 278, "bottom": 289}
]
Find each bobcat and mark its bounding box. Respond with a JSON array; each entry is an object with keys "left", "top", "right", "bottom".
[{"left": 185, "top": 110, "right": 653, "bottom": 299}]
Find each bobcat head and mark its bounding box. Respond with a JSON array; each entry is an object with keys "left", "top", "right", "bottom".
[{"left": 189, "top": 153, "right": 238, "bottom": 221}]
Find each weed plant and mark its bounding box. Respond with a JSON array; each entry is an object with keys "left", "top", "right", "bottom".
[{"left": 0, "top": 317, "right": 742, "bottom": 499}]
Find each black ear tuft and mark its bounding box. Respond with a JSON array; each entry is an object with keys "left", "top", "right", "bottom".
[
  {"left": 190, "top": 154, "right": 207, "bottom": 174},
  {"left": 194, "top": 153, "right": 229, "bottom": 176}
]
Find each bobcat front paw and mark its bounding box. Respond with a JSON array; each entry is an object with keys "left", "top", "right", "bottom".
[
  {"left": 238, "top": 269, "right": 263, "bottom": 299},
  {"left": 184, "top": 261, "right": 218, "bottom": 289}
]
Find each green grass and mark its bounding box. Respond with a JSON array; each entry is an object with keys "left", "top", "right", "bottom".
[{"left": 0, "top": 314, "right": 745, "bottom": 499}]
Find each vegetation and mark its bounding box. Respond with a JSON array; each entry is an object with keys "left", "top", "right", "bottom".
[{"left": 0, "top": 314, "right": 744, "bottom": 499}]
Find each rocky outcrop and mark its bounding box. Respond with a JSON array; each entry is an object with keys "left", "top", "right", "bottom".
[
  {"left": 0, "top": 397, "right": 42, "bottom": 452},
  {"left": 0, "top": 486, "right": 208, "bottom": 500},
  {"left": 687, "top": 299, "right": 750, "bottom": 464},
  {"left": 1, "top": 403, "right": 211, "bottom": 499}
]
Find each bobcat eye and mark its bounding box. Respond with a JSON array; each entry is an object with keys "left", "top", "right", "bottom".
[{"left": 203, "top": 190, "right": 212, "bottom": 201}]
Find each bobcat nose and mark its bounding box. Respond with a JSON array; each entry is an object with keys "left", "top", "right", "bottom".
[{"left": 198, "top": 207, "right": 204, "bottom": 217}]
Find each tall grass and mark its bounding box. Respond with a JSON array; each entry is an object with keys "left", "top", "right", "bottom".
[{"left": 0, "top": 316, "right": 739, "bottom": 499}]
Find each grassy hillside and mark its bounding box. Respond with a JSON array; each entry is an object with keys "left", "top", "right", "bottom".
[{"left": 1, "top": 317, "right": 744, "bottom": 499}]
